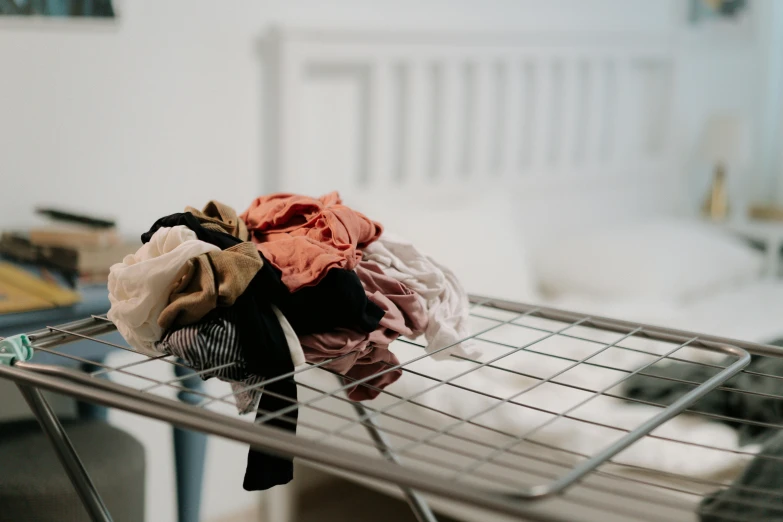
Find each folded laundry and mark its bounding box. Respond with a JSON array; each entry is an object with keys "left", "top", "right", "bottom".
[
  {"left": 363, "top": 233, "right": 473, "bottom": 359},
  {"left": 300, "top": 261, "right": 428, "bottom": 400},
  {"left": 108, "top": 225, "right": 220, "bottom": 355},
  {"left": 241, "top": 192, "right": 383, "bottom": 292}
]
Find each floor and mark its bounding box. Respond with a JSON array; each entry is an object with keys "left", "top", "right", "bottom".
[
  {"left": 296, "top": 476, "right": 458, "bottom": 522},
  {"left": 209, "top": 472, "right": 460, "bottom": 522}
]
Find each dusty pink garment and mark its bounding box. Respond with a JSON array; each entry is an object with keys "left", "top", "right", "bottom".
[{"left": 300, "top": 261, "right": 428, "bottom": 401}]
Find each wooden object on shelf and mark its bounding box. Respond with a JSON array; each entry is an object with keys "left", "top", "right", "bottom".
[
  {"left": 748, "top": 203, "right": 783, "bottom": 222},
  {"left": 28, "top": 225, "right": 121, "bottom": 249},
  {"left": 0, "top": 232, "right": 136, "bottom": 277},
  {"left": 0, "top": 262, "right": 82, "bottom": 313},
  {"left": 701, "top": 164, "right": 730, "bottom": 221}
]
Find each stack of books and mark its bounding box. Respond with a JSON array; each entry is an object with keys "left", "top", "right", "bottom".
[
  {"left": 0, "top": 207, "right": 138, "bottom": 286},
  {"left": 0, "top": 262, "right": 82, "bottom": 314}
]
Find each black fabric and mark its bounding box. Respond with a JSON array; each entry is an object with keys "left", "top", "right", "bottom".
[
  {"left": 142, "top": 212, "right": 385, "bottom": 335},
  {"left": 266, "top": 263, "right": 385, "bottom": 335},
  {"left": 622, "top": 354, "right": 783, "bottom": 520},
  {"left": 143, "top": 213, "right": 296, "bottom": 491},
  {"left": 622, "top": 355, "right": 783, "bottom": 446},
  {"left": 233, "top": 273, "right": 298, "bottom": 491},
  {"left": 142, "top": 212, "right": 240, "bottom": 249},
  {"left": 243, "top": 380, "right": 299, "bottom": 490},
  {"left": 699, "top": 430, "right": 783, "bottom": 522}
]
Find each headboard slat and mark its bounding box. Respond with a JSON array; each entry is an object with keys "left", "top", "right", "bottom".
[{"left": 263, "top": 28, "right": 677, "bottom": 205}]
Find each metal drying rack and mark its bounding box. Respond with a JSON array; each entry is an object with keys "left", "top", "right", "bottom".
[{"left": 1, "top": 296, "right": 782, "bottom": 522}]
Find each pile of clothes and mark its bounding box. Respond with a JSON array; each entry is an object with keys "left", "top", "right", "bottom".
[
  {"left": 107, "top": 192, "right": 474, "bottom": 490},
  {"left": 622, "top": 355, "right": 783, "bottom": 521}
]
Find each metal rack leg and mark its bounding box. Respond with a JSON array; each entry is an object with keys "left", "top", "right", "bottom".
[
  {"left": 17, "top": 384, "right": 113, "bottom": 522},
  {"left": 351, "top": 402, "right": 439, "bottom": 522}
]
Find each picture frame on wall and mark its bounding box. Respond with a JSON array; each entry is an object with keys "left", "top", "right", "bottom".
[
  {"left": 685, "top": 0, "right": 754, "bottom": 43},
  {"left": 0, "top": 0, "right": 115, "bottom": 19}
]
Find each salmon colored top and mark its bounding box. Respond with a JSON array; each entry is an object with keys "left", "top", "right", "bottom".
[{"left": 241, "top": 192, "right": 383, "bottom": 292}]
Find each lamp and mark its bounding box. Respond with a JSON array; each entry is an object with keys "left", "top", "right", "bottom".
[{"left": 699, "top": 113, "right": 749, "bottom": 221}]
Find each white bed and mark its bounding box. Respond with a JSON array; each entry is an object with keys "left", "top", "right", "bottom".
[
  {"left": 260, "top": 25, "right": 783, "bottom": 346},
  {"left": 258, "top": 27, "right": 782, "bottom": 522}
]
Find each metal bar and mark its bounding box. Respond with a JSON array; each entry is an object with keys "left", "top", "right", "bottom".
[
  {"left": 304, "top": 372, "right": 783, "bottom": 512},
  {"left": 254, "top": 308, "right": 543, "bottom": 426},
  {"left": 0, "top": 363, "right": 566, "bottom": 521},
  {"left": 318, "top": 315, "right": 590, "bottom": 440},
  {"left": 90, "top": 353, "right": 173, "bottom": 377},
  {"left": 6, "top": 363, "right": 700, "bottom": 519},
  {"left": 10, "top": 363, "right": 695, "bottom": 522},
  {"left": 139, "top": 360, "right": 239, "bottom": 392},
  {"left": 196, "top": 351, "right": 357, "bottom": 408},
  {"left": 441, "top": 351, "right": 783, "bottom": 435},
  {"left": 6, "top": 300, "right": 781, "bottom": 518},
  {"left": 41, "top": 325, "right": 193, "bottom": 371},
  {"left": 443, "top": 337, "right": 783, "bottom": 403},
  {"left": 396, "top": 360, "right": 773, "bottom": 462},
  {"left": 469, "top": 295, "right": 783, "bottom": 358},
  {"left": 351, "top": 401, "right": 439, "bottom": 522},
  {"left": 465, "top": 312, "right": 737, "bottom": 371},
  {"left": 10, "top": 345, "right": 750, "bottom": 506},
  {"left": 456, "top": 336, "right": 700, "bottom": 476},
  {"left": 17, "top": 385, "right": 114, "bottom": 522},
  {"left": 462, "top": 312, "right": 783, "bottom": 390},
  {"left": 516, "top": 350, "right": 751, "bottom": 497},
  {"left": 393, "top": 327, "right": 643, "bottom": 454},
  {"left": 27, "top": 319, "right": 780, "bottom": 470}
]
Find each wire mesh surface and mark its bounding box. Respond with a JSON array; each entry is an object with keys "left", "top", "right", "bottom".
[{"left": 3, "top": 297, "right": 783, "bottom": 522}]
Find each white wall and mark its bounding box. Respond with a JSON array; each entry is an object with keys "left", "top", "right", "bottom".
[
  {"left": 0, "top": 1, "right": 776, "bottom": 521},
  {"left": 671, "top": 0, "right": 775, "bottom": 209},
  {"left": 1, "top": 0, "right": 680, "bottom": 237}
]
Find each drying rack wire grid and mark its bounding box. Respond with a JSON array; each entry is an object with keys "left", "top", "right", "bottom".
[{"left": 2, "top": 296, "right": 783, "bottom": 522}]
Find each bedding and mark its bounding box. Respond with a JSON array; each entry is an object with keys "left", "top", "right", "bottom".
[
  {"left": 383, "top": 311, "right": 757, "bottom": 480},
  {"left": 533, "top": 218, "right": 765, "bottom": 303},
  {"left": 295, "top": 280, "right": 783, "bottom": 516},
  {"left": 350, "top": 190, "right": 540, "bottom": 303},
  {"left": 547, "top": 281, "right": 783, "bottom": 346}
]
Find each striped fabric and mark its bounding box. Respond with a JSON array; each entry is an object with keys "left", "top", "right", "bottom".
[{"left": 156, "top": 308, "right": 264, "bottom": 414}]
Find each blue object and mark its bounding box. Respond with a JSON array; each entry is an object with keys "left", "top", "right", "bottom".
[
  {"left": 0, "top": 334, "right": 33, "bottom": 365},
  {"left": 174, "top": 363, "right": 208, "bottom": 522},
  {"left": 0, "top": 284, "right": 206, "bottom": 522}
]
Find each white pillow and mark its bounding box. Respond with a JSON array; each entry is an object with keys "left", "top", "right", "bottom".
[
  {"left": 533, "top": 218, "right": 764, "bottom": 303},
  {"left": 350, "top": 189, "right": 540, "bottom": 302}
]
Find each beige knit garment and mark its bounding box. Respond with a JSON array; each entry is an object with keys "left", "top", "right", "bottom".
[{"left": 158, "top": 242, "right": 263, "bottom": 330}]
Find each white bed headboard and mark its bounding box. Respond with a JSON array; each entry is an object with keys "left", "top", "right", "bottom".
[{"left": 262, "top": 27, "right": 680, "bottom": 229}]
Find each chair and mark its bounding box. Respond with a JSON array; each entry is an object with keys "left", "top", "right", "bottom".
[{"left": 0, "top": 417, "right": 145, "bottom": 522}]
